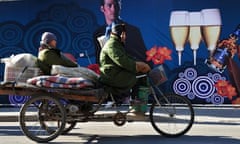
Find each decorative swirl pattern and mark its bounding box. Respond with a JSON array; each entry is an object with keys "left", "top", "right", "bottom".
[
  {"left": 0, "top": 23, "right": 23, "bottom": 46},
  {"left": 72, "top": 33, "right": 94, "bottom": 56},
  {"left": 0, "top": 46, "right": 25, "bottom": 57},
  {"left": 173, "top": 67, "right": 226, "bottom": 104},
  {"left": 8, "top": 95, "right": 31, "bottom": 105},
  {"left": 178, "top": 72, "right": 184, "bottom": 78},
  {"left": 184, "top": 67, "right": 197, "bottom": 81},
  {"left": 173, "top": 78, "right": 191, "bottom": 96},
  {"left": 211, "top": 73, "right": 222, "bottom": 82},
  {"left": 38, "top": 11, "right": 49, "bottom": 21},
  {"left": 207, "top": 73, "right": 213, "bottom": 78},
  {"left": 67, "top": 11, "right": 93, "bottom": 33},
  {"left": 49, "top": 5, "right": 68, "bottom": 22},
  {"left": 192, "top": 76, "right": 215, "bottom": 99},
  {"left": 187, "top": 92, "right": 195, "bottom": 100},
  {"left": 209, "top": 93, "right": 224, "bottom": 105}
]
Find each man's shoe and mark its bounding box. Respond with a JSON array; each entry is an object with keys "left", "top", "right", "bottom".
[{"left": 127, "top": 112, "right": 147, "bottom": 121}]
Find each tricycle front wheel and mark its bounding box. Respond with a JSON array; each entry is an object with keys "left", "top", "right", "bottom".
[{"left": 149, "top": 93, "right": 194, "bottom": 137}]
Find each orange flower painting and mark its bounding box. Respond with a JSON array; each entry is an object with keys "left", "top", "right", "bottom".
[
  {"left": 146, "top": 46, "right": 172, "bottom": 65},
  {"left": 214, "top": 80, "right": 237, "bottom": 100}
]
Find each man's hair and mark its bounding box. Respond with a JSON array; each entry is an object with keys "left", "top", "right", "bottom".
[{"left": 100, "top": 0, "right": 122, "bottom": 9}]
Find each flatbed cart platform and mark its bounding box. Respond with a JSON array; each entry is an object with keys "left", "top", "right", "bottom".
[{"left": 0, "top": 66, "right": 195, "bottom": 143}]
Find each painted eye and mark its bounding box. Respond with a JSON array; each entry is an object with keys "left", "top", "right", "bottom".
[{"left": 106, "top": 4, "right": 113, "bottom": 8}]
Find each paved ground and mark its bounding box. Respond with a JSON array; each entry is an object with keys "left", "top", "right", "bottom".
[
  {"left": 0, "top": 104, "right": 240, "bottom": 122},
  {"left": 0, "top": 105, "right": 239, "bottom": 144}
]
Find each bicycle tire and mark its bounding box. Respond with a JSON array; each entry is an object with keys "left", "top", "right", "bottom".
[
  {"left": 61, "top": 121, "right": 77, "bottom": 135},
  {"left": 149, "top": 93, "right": 194, "bottom": 137},
  {"left": 19, "top": 94, "right": 66, "bottom": 143}
]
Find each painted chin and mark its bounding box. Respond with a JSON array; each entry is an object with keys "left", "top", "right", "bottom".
[
  {"left": 109, "top": 13, "right": 118, "bottom": 18},
  {"left": 109, "top": 16, "right": 116, "bottom": 21},
  {"left": 110, "top": 14, "right": 116, "bottom": 18}
]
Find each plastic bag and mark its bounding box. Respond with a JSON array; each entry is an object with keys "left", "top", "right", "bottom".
[{"left": 1, "top": 53, "right": 37, "bottom": 67}]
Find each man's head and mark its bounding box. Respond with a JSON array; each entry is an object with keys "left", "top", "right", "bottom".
[
  {"left": 100, "top": 0, "right": 121, "bottom": 25},
  {"left": 111, "top": 24, "right": 126, "bottom": 43},
  {"left": 40, "top": 32, "right": 57, "bottom": 48}
]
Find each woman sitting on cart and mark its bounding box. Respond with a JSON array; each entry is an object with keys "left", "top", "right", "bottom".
[
  {"left": 99, "top": 24, "right": 151, "bottom": 99},
  {"left": 36, "top": 32, "right": 78, "bottom": 75}
]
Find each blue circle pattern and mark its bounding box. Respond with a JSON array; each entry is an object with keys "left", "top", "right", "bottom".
[
  {"left": 49, "top": 5, "right": 68, "bottom": 22},
  {"left": 173, "top": 78, "right": 191, "bottom": 96},
  {"left": 72, "top": 33, "right": 94, "bottom": 55},
  {"left": 211, "top": 73, "right": 222, "bottom": 82},
  {"left": 178, "top": 72, "right": 184, "bottom": 78},
  {"left": 0, "top": 46, "right": 26, "bottom": 57},
  {"left": 173, "top": 67, "right": 227, "bottom": 105},
  {"left": 0, "top": 23, "right": 23, "bottom": 46},
  {"left": 9, "top": 95, "right": 31, "bottom": 106},
  {"left": 209, "top": 93, "right": 224, "bottom": 105},
  {"left": 187, "top": 92, "right": 195, "bottom": 100},
  {"left": 184, "top": 67, "right": 197, "bottom": 81},
  {"left": 192, "top": 76, "right": 215, "bottom": 99},
  {"left": 67, "top": 12, "right": 93, "bottom": 33}
]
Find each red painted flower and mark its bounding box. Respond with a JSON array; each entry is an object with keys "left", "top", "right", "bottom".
[
  {"left": 214, "top": 80, "right": 237, "bottom": 100},
  {"left": 87, "top": 64, "right": 100, "bottom": 74},
  {"left": 152, "top": 53, "right": 165, "bottom": 64},
  {"left": 226, "top": 85, "right": 237, "bottom": 100},
  {"left": 157, "top": 47, "right": 172, "bottom": 60},
  {"left": 146, "top": 46, "right": 172, "bottom": 65},
  {"left": 214, "top": 80, "right": 229, "bottom": 96},
  {"left": 146, "top": 46, "right": 157, "bottom": 61}
]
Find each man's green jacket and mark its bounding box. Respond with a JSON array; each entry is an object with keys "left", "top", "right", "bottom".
[{"left": 99, "top": 34, "right": 137, "bottom": 95}]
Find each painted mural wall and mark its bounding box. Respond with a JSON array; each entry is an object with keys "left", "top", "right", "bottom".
[{"left": 0, "top": 0, "right": 239, "bottom": 105}]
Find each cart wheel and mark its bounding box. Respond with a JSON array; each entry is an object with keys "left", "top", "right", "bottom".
[
  {"left": 19, "top": 95, "right": 66, "bottom": 143},
  {"left": 149, "top": 93, "right": 194, "bottom": 137},
  {"left": 61, "top": 121, "right": 77, "bottom": 135},
  {"left": 113, "top": 112, "right": 126, "bottom": 126}
]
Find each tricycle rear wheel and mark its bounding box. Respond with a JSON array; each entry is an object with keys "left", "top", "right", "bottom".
[{"left": 19, "top": 94, "right": 66, "bottom": 143}]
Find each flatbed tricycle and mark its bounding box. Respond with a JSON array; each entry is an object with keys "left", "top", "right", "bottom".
[{"left": 0, "top": 65, "right": 194, "bottom": 143}]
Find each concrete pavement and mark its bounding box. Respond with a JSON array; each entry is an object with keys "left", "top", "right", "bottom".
[
  {"left": 0, "top": 106, "right": 20, "bottom": 122},
  {"left": 0, "top": 104, "right": 240, "bottom": 123},
  {"left": 0, "top": 105, "right": 239, "bottom": 144}
]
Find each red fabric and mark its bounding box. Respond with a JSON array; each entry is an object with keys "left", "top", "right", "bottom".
[{"left": 87, "top": 64, "right": 100, "bottom": 74}]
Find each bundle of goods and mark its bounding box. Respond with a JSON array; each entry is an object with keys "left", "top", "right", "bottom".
[
  {"left": 0, "top": 53, "right": 41, "bottom": 86},
  {"left": 27, "top": 75, "right": 94, "bottom": 89}
]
